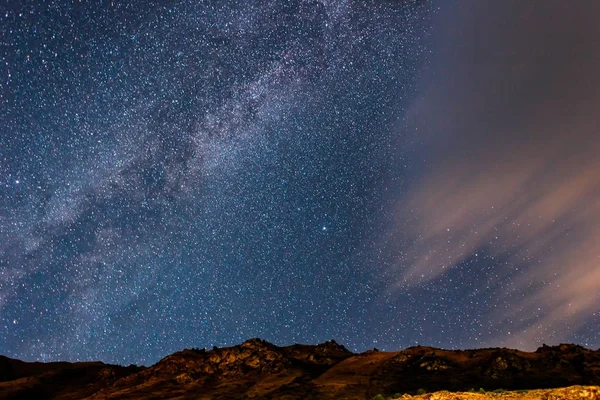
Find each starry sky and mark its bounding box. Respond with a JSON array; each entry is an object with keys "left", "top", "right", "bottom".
[{"left": 1, "top": 1, "right": 598, "bottom": 366}]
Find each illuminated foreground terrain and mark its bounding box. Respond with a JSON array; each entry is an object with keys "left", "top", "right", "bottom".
[
  {"left": 1, "top": 340, "right": 599, "bottom": 399},
  {"left": 391, "top": 386, "right": 600, "bottom": 399}
]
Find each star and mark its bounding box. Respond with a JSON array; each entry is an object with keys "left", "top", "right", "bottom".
[{"left": 1, "top": 0, "right": 596, "bottom": 367}]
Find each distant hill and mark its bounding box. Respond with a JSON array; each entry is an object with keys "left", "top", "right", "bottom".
[{"left": 1, "top": 340, "right": 599, "bottom": 399}]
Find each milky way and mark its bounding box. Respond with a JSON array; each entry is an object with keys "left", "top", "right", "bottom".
[
  {"left": 1, "top": 1, "right": 598, "bottom": 366},
  {"left": 1, "top": 1, "right": 430, "bottom": 364}
]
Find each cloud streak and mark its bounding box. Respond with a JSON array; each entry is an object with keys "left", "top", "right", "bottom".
[{"left": 392, "top": 1, "right": 600, "bottom": 348}]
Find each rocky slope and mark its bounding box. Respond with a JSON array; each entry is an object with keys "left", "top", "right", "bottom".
[{"left": 1, "top": 340, "right": 599, "bottom": 399}]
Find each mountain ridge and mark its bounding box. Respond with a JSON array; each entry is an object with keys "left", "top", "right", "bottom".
[{"left": 1, "top": 339, "right": 599, "bottom": 399}]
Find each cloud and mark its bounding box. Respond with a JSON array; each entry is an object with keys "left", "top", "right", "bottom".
[{"left": 391, "top": 0, "right": 600, "bottom": 348}]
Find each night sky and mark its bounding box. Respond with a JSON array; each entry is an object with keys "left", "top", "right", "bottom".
[{"left": 1, "top": 1, "right": 598, "bottom": 366}]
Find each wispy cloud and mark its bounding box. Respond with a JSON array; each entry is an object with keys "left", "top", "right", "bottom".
[{"left": 390, "top": 1, "right": 600, "bottom": 348}]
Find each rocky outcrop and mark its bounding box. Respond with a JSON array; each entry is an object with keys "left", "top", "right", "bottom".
[{"left": 0, "top": 341, "right": 599, "bottom": 399}]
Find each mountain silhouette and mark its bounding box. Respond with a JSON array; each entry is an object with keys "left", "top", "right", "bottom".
[{"left": 1, "top": 340, "right": 599, "bottom": 399}]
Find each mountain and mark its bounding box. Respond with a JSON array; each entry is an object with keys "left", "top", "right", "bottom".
[{"left": 1, "top": 340, "right": 599, "bottom": 399}]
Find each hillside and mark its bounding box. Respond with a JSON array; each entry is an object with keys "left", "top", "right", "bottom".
[{"left": 1, "top": 340, "right": 599, "bottom": 399}]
